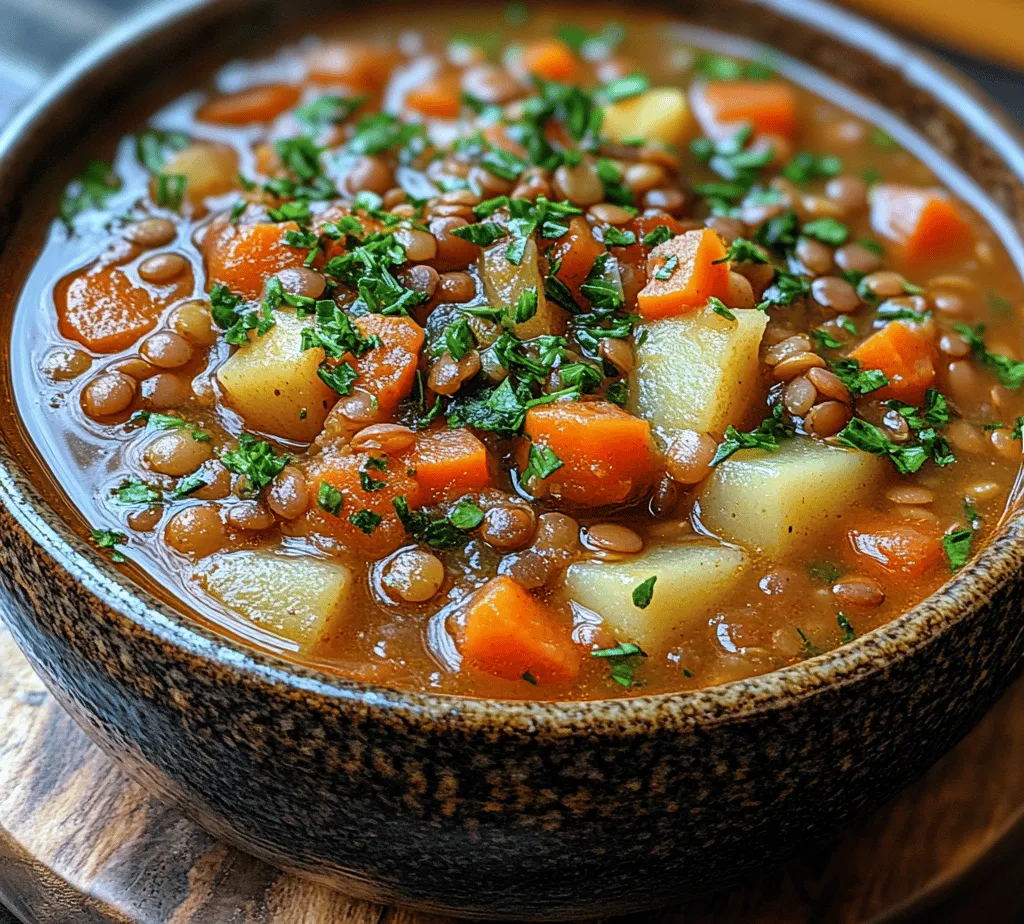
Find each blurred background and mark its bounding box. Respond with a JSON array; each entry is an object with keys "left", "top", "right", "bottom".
[{"left": 1, "top": 0, "right": 1024, "bottom": 126}]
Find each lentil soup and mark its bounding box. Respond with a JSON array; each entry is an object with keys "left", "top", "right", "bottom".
[{"left": 11, "top": 5, "right": 1024, "bottom": 700}]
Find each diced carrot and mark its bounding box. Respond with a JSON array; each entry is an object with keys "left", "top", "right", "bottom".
[
  {"left": 56, "top": 257, "right": 193, "bottom": 353},
  {"left": 521, "top": 401, "right": 657, "bottom": 507},
  {"left": 848, "top": 320, "right": 937, "bottom": 405},
  {"left": 548, "top": 216, "right": 605, "bottom": 300},
  {"left": 608, "top": 215, "right": 691, "bottom": 293},
  {"left": 305, "top": 42, "right": 403, "bottom": 91},
  {"left": 202, "top": 218, "right": 306, "bottom": 299},
  {"left": 302, "top": 447, "right": 419, "bottom": 558},
  {"left": 869, "top": 184, "right": 973, "bottom": 264},
  {"left": 519, "top": 39, "right": 578, "bottom": 82},
  {"left": 347, "top": 316, "right": 425, "bottom": 418},
  {"left": 406, "top": 428, "right": 493, "bottom": 503},
  {"left": 197, "top": 84, "right": 301, "bottom": 125},
  {"left": 455, "top": 576, "right": 581, "bottom": 683},
  {"left": 405, "top": 72, "right": 462, "bottom": 119},
  {"left": 636, "top": 228, "right": 731, "bottom": 320},
  {"left": 848, "top": 517, "right": 944, "bottom": 578},
  {"left": 693, "top": 80, "right": 799, "bottom": 139}
]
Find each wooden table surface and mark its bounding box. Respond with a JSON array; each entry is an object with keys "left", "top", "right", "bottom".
[{"left": 3, "top": 610, "right": 1024, "bottom": 924}]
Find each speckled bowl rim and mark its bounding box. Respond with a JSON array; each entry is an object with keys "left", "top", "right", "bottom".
[{"left": 2, "top": 0, "right": 1023, "bottom": 736}]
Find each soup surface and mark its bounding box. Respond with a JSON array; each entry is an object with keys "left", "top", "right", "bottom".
[{"left": 12, "top": 5, "right": 1024, "bottom": 699}]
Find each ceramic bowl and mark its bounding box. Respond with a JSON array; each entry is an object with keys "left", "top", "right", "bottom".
[{"left": 1, "top": 0, "right": 1024, "bottom": 918}]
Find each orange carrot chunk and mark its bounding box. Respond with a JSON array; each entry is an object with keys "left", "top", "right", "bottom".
[
  {"left": 56, "top": 259, "right": 193, "bottom": 353},
  {"left": 869, "top": 184, "right": 973, "bottom": 264},
  {"left": 693, "top": 80, "right": 799, "bottom": 139},
  {"left": 848, "top": 518, "right": 944, "bottom": 578},
  {"left": 202, "top": 218, "right": 307, "bottom": 299},
  {"left": 407, "top": 428, "right": 493, "bottom": 503},
  {"left": 522, "top": 401, "right": 657, "bottom": 507},
  {"left": 405, "top": 72, "right": 462, "bottom": 119},
  {"left": 520, "top": 39, "right": 578, "bottom": 82},
  {"left": 636, "top": 228, "right": 731, "bottom": 320},
  {"left": 302, "top": 448, "right": 419, "bottom": 559},
  {"left": 197, "top": 84, "right": 301, "bottom": 125},
  {"left": 548, "top": 216, "right": 605, "bottom": 300},
  {"left": 848, "top": 320, "right": 937, "bottom": 405},
  {"left": 305, "top": 42, "right": 403, "bottom": 91},
  {"left": 456, "top": 576, "right": 581, "bottom": 683},
  {"left": 347, "top": 315, "right": 425, "bottom": 418}
]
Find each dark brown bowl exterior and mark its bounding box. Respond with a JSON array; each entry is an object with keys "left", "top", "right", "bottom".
[{"left": 3, "top": 0, "right": 1024, "bottom": 918}]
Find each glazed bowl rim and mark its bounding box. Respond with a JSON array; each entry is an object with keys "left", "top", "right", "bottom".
[{"left": 2, "top": 0, "right": 1023, "bottom": 733}]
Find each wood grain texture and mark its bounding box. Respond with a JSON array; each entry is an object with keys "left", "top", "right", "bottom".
[{"left": 1, "top": 610, "right": 1023, "bottom": 924}]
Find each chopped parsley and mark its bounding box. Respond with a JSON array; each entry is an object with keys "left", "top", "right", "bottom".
[
  {"left": 943, "top": 528, "right": 973, "bottom": 572},
  {"left": 835, "top": 417, "right": 938, "bottom": 474},
  {"left": 781, "top": 152, "right": 843, "bottom": 184},
  {"left": 632, "top": 576, "right": 656, "bottom": 609},
  {"left": 600, "top": 73, "right": 650, "bottom": 102},
  {"left": 837, "top": 613, "right": 857, "bottom": 644},
  {"left": 393, "top": 495, "right": 480, "bottom": 549},
  {"left": 349, "top": 509, "right": 382, "bottom": 535},
  {"left": 707, "top": 297, "right": 736, "bottom": 321},
  {"left": 135, "top": 129, "right": 189, "bottom": 173},
  {"left": 91, "top": 528, "right": 127, "bottom": 563},
  {"left": 603, "top": 226, "right": 637, "bottom": 248},
  {"left": 450, "top": 221, "right": 507, "bottom": 247},
  {"left": 449, "top": 498, "right": 485, "bottom": 530},
  {"left": 654, "top": 254, "right": 679, "bottom": 281},
  {"left": 801, "top": 218, "right": 849, "bottom": 246},
  {"left": 642, "top": 225, "right": 675, "bottom": 248},
  {"left": 317, "top": 483, "right": 344, "bottom": 516},
  {"left": 301, "top": 301, "right": 381, "bottom": 358},
  {"left": 60, "top": 159, "right": 121, "bottom": 226},
  {"left": 318, "top": 361, "right": 360, "bottom": 395},
  {"left": 114, "top": 480, "right": 162, "bottom": 506},
  {"left": 711, "top": 405, "right": 794, "bottom": 466},
  {"left": 954, "top": 324, "right": 1024, "bottom": 389},
  {"left": 155, "top": 173, "right": 187, "bottom": 211},
  {"left": 220, "top": 433, "right": 290, "bottom": 493},
  {"left": 591, "top": 641, "right": 647, "bottom": 688},
  {"left": 296, "top": 94, "right": 365, "bottom": 129},
  {"left": 522, "top": 443, "right": 563, "bottom": 483},
  {"left": 830, "top": 358, "right": 889, "bottom": 396},
  {"left": 807, "top": 561, "right": 843, "bottom": 584},
  {"left": 714, "top": 238, "right": 769, "bottom": 265}
]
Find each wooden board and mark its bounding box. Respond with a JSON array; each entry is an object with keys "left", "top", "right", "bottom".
[{"left": 1, "top": 610, "right": 1023, "bottom": 924}]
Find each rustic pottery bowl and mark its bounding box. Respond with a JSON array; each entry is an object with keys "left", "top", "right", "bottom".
[{"left": 2, "top": 0, "right": 1024, "bottom": 918}]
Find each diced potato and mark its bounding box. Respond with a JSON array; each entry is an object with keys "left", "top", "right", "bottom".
[
  {"left": 697, "top": 439, "right": 887, "bottom": 556},
  {"left": 156, "top": 141, "right": 239, "bottom": 207},
  {"left": 479, "top": 237, "right": 565, "bottom": 340},
  {"left": 564, "top": 542, "right": 748, "bottom": 649},
  {"left": 629, "top": 306, "right": 767, "bottom": 438},
  {"left": 216, "top": 308, "right": 337, "bottom": 443},
  {"left": 602, "top": 88, "right": 691, "bottom": 146},
  {"left": 196, "top": 549, "right": 353, "bottom": 649}
]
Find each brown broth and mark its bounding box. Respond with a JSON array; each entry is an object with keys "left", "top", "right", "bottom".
[{"left": 7, "top": 4, "right": 1024, "bottom": 700}]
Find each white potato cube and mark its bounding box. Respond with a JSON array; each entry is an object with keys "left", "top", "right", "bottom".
[
  {"left": 196, "top": 549, "right": 353, "bottom": 649},
  {"left": 563, "top": 542, "right": 748, "bottom": 649},
  {"left": 697, "top": 439, "right": 887, "bottom": 556},
  {"left": 217, "top": 308, "right": 336, "bottom": 443},
  {"left": 630, "top": 306, "right": 767, "bottom": 438},
  {"left": 480, "top": 237, "right": 566, "bottom": 340},
  {"left": 602, "top": 88, "right": 691, "bottom": 146},
  {"left": 158, "top": 142, "right": 239, "bottom": 206}
]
